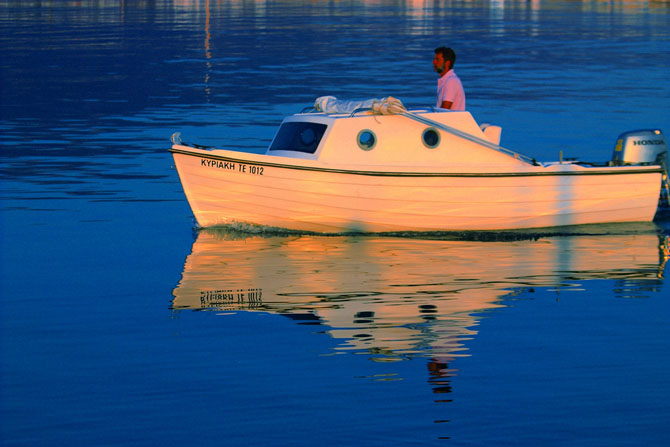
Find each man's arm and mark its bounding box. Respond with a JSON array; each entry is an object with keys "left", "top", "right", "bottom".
[{"left": 439, "top": 100, "right": 453, "bottom": 109}]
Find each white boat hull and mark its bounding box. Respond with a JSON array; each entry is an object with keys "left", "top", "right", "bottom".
[{"left": 171, "top": 146, "right": 662, "bottom": 232}]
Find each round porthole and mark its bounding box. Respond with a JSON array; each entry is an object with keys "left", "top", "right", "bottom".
[
  {"left": 422, "top": 128, "right": 440, "bottom": 148},
  {"left": 357, "top": 129, "right": 377, "bottom": 151}
]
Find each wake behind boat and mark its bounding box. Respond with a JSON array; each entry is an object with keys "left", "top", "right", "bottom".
[{"left": 170, "top": 97, "right": 669, "bottom": 233}]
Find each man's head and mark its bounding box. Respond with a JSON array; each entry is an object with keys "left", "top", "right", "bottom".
[{"left": 433, "top": 47, "right": 456, "bottom": 75}]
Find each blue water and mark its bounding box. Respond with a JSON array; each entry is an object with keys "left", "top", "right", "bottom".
[{"left": 2, "top": 1, "right": 670, "bottom": 445}]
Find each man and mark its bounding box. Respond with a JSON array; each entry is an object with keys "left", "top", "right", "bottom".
[{"left": 433, "top": 47, "right": 465, "bottom": 110}]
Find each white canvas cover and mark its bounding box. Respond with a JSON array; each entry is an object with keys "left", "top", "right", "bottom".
[{"left": 314, "top": 96, "right": 406, "bottom": 115}]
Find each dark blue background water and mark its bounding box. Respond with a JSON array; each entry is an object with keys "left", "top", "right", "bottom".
[{"left": 1, "top": 1, "right": 669, "bottom": 445}]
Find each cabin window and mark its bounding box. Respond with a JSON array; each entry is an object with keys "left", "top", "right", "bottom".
[
  {"left": 269, "top": 122, "right": 328, "bottom": 154},
  {"left": 357, "top": 130, "right": 376, "bottom": 151},
  {"left": 422, "top": 128, "right": 440, "bottom": 148}
]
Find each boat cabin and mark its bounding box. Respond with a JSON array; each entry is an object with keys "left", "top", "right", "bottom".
[{"left": 265, "top": 109, "right": 528, "bottom": 168}]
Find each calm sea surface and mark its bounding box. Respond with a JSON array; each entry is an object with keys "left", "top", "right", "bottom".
[{"left": 1, "top": 1, "right": 670, "bottom": 445}]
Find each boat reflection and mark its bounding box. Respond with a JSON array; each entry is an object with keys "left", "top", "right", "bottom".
[{"left": 172, "top": 226, "right": 667, "bottom": 366}]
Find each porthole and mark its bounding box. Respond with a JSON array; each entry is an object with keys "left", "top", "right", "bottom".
[
  {"left": 422, "top": 127, "right": 441, "bottom": 148},
  {"left": 357, "top": 129, "right": 377, "bottom": 151}
]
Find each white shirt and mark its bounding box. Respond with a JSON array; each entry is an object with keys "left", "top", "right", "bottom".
[{"left": 436, "top": 70, "right": 465, "bottom": 110}]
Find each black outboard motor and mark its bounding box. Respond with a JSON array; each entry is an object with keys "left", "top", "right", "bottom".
[{"left": 612, "top": 129, "right": 667, "bottom": 166}]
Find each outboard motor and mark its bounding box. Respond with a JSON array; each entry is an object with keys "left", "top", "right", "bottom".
[
  {"left": 612, "top": 129, "right": 667, "bottom": 166},
  {"left": 612, "top": 129, "right": 670, "bottom": 209}
]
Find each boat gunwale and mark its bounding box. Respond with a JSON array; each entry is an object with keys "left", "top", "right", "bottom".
[{"left": 170, "top": 146, "right": 664, "bottom": 178}]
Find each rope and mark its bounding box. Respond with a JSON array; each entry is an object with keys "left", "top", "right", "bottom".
[
  {"left": 371, "top": 96, "right": 406, "bottom": 115},
  {"left": 661, "top": 157, "right": 670, "bottom": 206}
]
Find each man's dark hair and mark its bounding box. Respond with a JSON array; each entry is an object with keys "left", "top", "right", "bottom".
[{"left": 435, "top": 46, "right": 456, "bottom": 67}]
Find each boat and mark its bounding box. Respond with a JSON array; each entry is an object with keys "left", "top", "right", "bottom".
[{"left": 170, "top": 97, "right": 669, "bottom": 233}]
